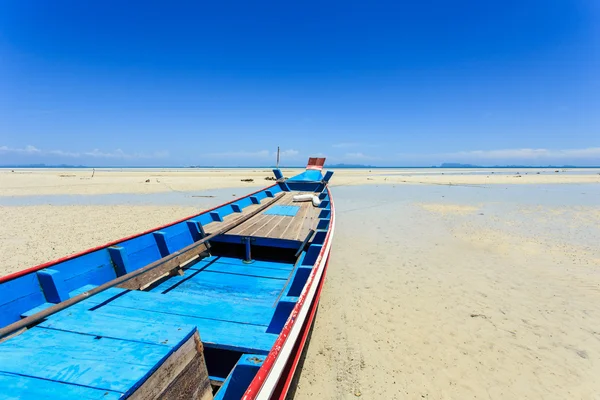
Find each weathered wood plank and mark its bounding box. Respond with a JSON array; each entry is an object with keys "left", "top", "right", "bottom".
[
  {"left": 227, "top": 192, "right": 296, "bottom": 237},
  {"left": 128, "top": 332, "right": 212, "bottom": 400},
  {"left": 222, "top": 191, "right": 320, "bottom": 241},
  {"left": 294, "top": 201, "right": 319, "bottom": 240},
  {"left": 203, "top": 203, "right": 263, "bottom": 234}
]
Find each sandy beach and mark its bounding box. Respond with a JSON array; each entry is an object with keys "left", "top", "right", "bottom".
[
  {"left": 1, "top": 168, "right": 600, "bottom": 399},
  {"left": 1, "top": 167, "right": 599, "bottom": 197}
]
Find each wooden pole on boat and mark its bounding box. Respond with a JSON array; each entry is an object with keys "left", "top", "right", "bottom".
[{"left": 0, "top": 193, "right": 285, "bottom": 341}]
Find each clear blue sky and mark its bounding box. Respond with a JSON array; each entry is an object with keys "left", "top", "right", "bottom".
[{"left": 1, "top": 1, "right": 599, "bottom": 166}]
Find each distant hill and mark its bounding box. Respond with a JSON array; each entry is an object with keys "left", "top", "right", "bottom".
[
  {"left": 440, "top": 163, "right": 479, "bottom": 168},
  {"left": 440, "top": 163, "right": 582, "bottom": 168}
]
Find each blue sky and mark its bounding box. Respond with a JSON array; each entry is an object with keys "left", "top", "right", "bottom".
[{"left": 1, "top": 1, "right": 599, "bottom": 166}]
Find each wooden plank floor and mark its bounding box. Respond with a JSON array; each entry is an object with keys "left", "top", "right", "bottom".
[{"left": 205, "top": 192, "right": 319, "bottom": 242}]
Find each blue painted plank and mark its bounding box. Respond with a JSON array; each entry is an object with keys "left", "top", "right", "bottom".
[
  {"left": 196, "top": 213, "right": 215, "bottom": 227},
  {"left": 317, "top": 218, "right": 330, "bottom": 230},
  {"left": 188, "top": 256, "right": 294, "bottom": 271},
  {"left": 20, "top": 302, "right": 55, "bottom": 318},
  {"left": 231, "top": 197, "right": 252, "bottom": 210},
  {"left": 20, "top": 287, "right": 125, "bottom": 318},
  {"left": 0, "top": 274, "right": 43, "bottom": 301},
  {"left": 39, "top": 307, "right": 197, "bottom": 347},
  {"left": 287, "top": 266, "right": 312, "bottom": 297},
  {"left": 119, "top": 234, "right": 163, "bottom": 272},
  {"left": 0, "top": 274, "right": 46, "bottom": 328},
  {"left": 149, "top": 266, "right": 286, "bottom": 303},
  {"left": 187, "top": 220, "right": 203, "bottom": 241},
  {"left": 266, "top": 296, "right": 299, "bottom": 334},
  {"left": 166, "top": 271, "right": 284, "bottom": 302},
  {"left": 206, "top": 263, "right": 290, "bottom": 280},
  {"left": 287, "top": 170, "right": 323, "bottom": 182},
  {"left": 153, "top": 231, "right": 170, "bottom": 257},
  {"left": 37, "top": 269, "right": 70, "bottom": 303},
  {"left": 263, "top": 205, "right": 300, "bottom": 217},
  {"left": 91, "top": 304, "right": 278, "bottom": 354},
  {"left": 107, "top": 246, "right": 129, "bottom": 275},
  {"left": 48, "top": 250, "right": 117, "bottom": 294},
  {"left": 0, "top": 327, "right": 185, "bottom": 395},
  {"left": 68, "top": 284, "right": 98, "bottom": 297},
  {"left": 214, "top": 354, "right": 266, "bottom": 400},
  {"left": 106, "top": 290, "right": 274, "bottom": 326},
  {"left": 272, "top": 169, "right": 284, "bottom": 180},
  {"left": 0, "top": 372, "right": 122, "bottom": 400},
  {"left": 210, "top": 235, "right": 301, "bottom": 249},
  {"left": 285, "top": 182, "right": 321, "bottom": 192},
  {"left": 158, "top": 222, "right": 195, "bottom": 253},
  {"left": 302, "top": 244, "right": 323, "bottom": 265}
]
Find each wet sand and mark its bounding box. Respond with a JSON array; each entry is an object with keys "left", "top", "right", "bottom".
[
  {"left": 1, "top": 170, "right": 600, "bottom": 399},
  {"left": 293, "top": 185, "right": 600, "bottom": 400}
]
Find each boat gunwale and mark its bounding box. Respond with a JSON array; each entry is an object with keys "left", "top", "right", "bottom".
[
  {"left": 243, "top": 186, "right": 335, "bottom": 399},
  {"left": 0, "top": 184, "right": 277, "bottom": 284}
]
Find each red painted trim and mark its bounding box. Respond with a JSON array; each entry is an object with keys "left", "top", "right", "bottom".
[
  {"left": 0, "top": 184, "right": 277, "bottom": 284},
  {"left": 242, "top": 187, "right": 335, "bottom": 399},
  {"left": 276, "top": 255, "right": 330, "bottom": 399}
]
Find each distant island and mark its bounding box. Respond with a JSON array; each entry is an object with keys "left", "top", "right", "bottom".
[{"left": 439, "top": 163, "right": 580, "bottom": 168}]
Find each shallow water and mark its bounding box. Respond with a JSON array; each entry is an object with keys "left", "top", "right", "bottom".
[
  {"left": 333, "top": 183, "right": 600, "bottom": 207},
  {"left": 0, "top": 186, "right": 262, "bottom": 207}
]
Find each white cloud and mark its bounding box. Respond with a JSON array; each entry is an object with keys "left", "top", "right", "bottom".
[
  {"left": 0, "top": 145, "right": 41, "bottom": 154},
  {"left": 332, "top": 142, "right": 379, "bottom": 149},
  {"left": 206, "top": 149, "right": 300, "bottom": 160},
  {"left": 47, "top": 149, "right": 81, "bottom": 157},
  {"left": 0, "top": 145, "right": 169, "bottom": 159},
  {"left": 205, "top": 150, "right": 271, "bottom": 159},
  {"left": 332, "top": 142, "right": 360, "bottom": 148},
  {"left": 344, "top": 152, "right": 378, "bottom": 160},
  {"left": 447, "top": 147, "right": 600, "bottom": 160},
  {"left": 279, "top": 149, "right": 299, "bottom": 157}
]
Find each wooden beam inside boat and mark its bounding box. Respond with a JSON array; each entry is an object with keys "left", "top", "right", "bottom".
[{"left": 0, "top": 192, "right": 285, "bottom": 341}]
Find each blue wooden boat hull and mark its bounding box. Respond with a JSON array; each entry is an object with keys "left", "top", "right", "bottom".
[{"left": 0, "top": 159, "right": 334, "bottom": 400}]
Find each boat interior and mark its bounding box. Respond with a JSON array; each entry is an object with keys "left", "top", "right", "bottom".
[{"left": 0, "top": 164, "right": 333, "bottom": 399}]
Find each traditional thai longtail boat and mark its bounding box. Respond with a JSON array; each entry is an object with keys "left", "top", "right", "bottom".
[{"left": 0, "top": 158, "right": 334, "bottom": 399}]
